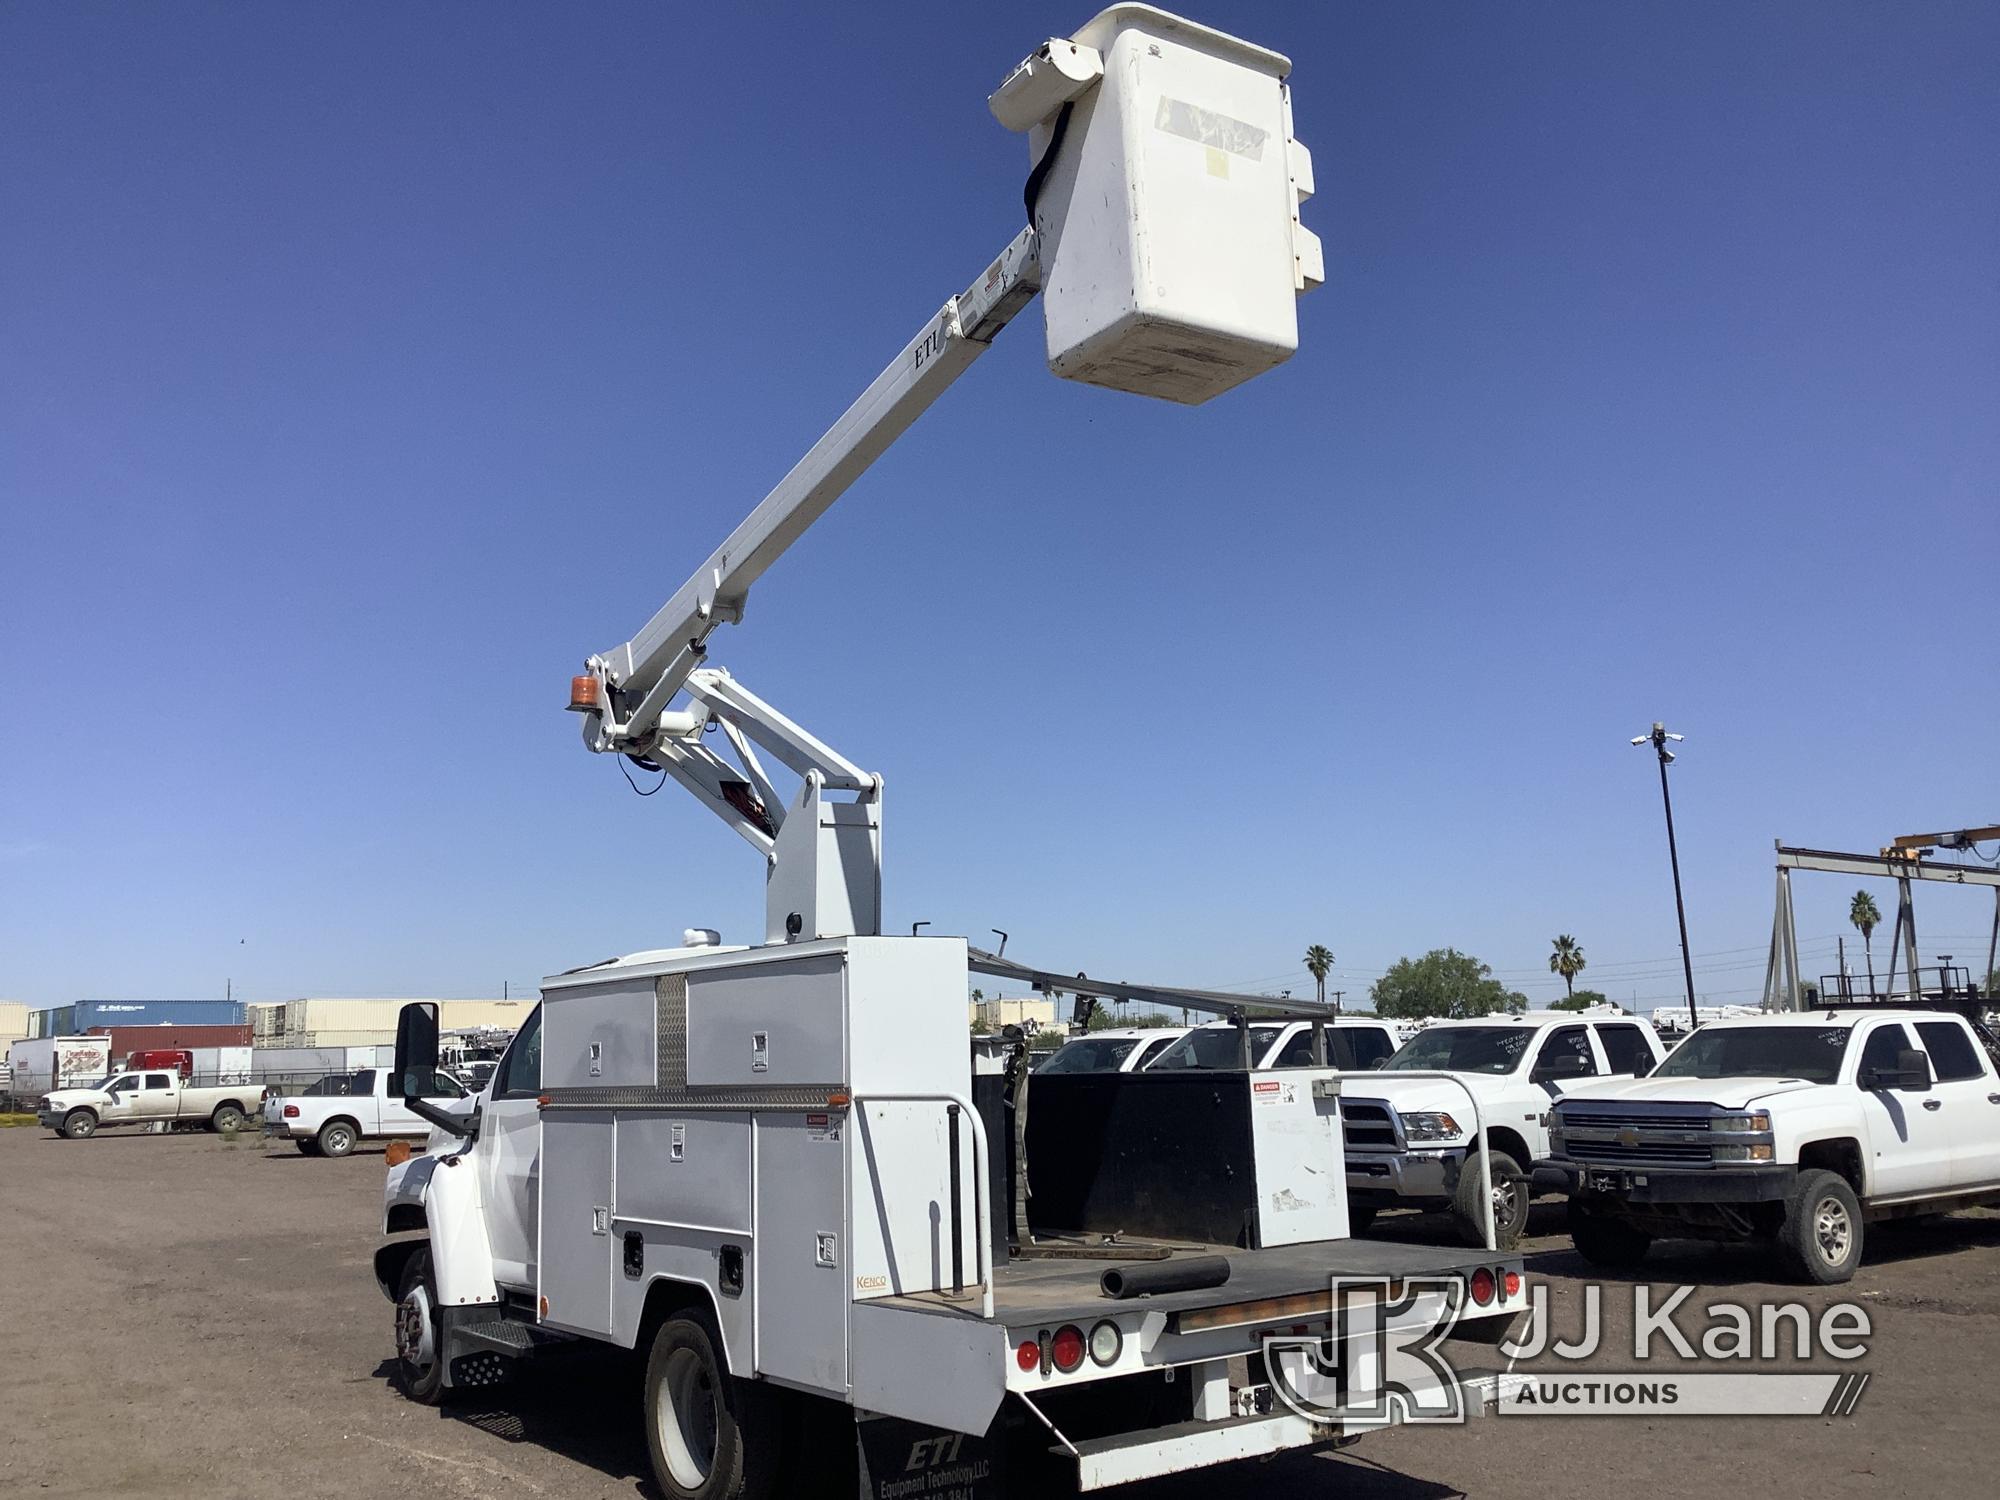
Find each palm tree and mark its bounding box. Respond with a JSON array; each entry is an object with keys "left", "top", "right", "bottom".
[
  {"left": 1549, "top": 935, "right": 1586, "bottom": 998},
  {"left": 1849, "top": 891, "right": 1881, "bottom": 998},
  {"left": 1303, "top": 945, "right": 1335, "bottom": 1012}
]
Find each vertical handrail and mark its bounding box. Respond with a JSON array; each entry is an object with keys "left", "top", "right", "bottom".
[{"left": 850, "top": 1091, "right": 993, "bottom": 1317}]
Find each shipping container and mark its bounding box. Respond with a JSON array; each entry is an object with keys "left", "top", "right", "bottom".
[
  {"left": 0, "top": 1000, "right": 27, "bottom": 1044},
  {"left": 95, "top": 1023, "right": 253, "bottom": 1058},
  {"left": 33, "top": 1000, "right": 247, "bottom": 1037},
  {"left": 266, "top": 998, "right": 528, "bottom": 1047}
]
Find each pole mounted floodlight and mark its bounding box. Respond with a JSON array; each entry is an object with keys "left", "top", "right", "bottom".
[{"left": 1634, "top": 722, "right": 1699, "bottom": 1029}]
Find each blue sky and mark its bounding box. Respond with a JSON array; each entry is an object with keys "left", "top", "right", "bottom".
[{"left": 3, "top": 2, "right": 1995, "bottom": 1014}]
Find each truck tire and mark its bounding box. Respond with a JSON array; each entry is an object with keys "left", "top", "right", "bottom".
[
  {"left": 1778, "top": 1169, "right": 1863, "bottom": 1284},
  {"left": 210, "top": 1102, "right": 246, "bottom": 1133},
  {"left": 643, "top": 1311, "right": 785, "bottom": 1500},
  {"left": 296, "top": 1139, "right": 322, "bottom": 1156},
  {"left": 1451, "top": 1149, "right": 1529, "bottom": 1249},
  {"left": 392, "top": 1248, "right": 446, "bottom": 1405},
  {"left": 62, "top": 1108, "right": 98, "bottom": 1140},
  {"left": 1568, "top": 1200, "right": 1651, "bottom": 1268},
  {"left": 318, "top": 1119, "right": 359, "bottom": 1158}
]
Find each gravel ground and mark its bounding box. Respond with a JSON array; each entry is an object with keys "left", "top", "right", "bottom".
[{"left": 3, "top": 1126, "right": 1996, "bottom": 1499}]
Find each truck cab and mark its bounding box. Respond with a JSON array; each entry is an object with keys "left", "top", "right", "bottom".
[
  {"left": 1340, "top": 1013, "right": 1667, "bottom": 1247},
  {"left": 1547, "top": 1006, "right": 2000, "bottom": 1282},
  {"left": 1145, "top": 1016, "right": 1401, "bottom": 1072}
]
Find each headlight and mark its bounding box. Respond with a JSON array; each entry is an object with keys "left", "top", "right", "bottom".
[
  {"left": 1401, "top": 1111, "right": 1463, "bottom": 1143},
  {"left": 1711, "top": 1113, "right": 1772, "bottom": 1134},
  {"left": 1712, "top": 1143, "right": 1776, "bottom": 1163}
]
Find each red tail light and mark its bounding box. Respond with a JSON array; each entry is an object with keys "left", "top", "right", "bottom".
[
  {"left": 1051, "top": 1324, "right": 1086, "bottom": 1374},
  {"left": 1469, "top": 1267, "right": 1496, "bottom": 1306},
  {"left": 283, "top": 1105, "right": 300, "bottom": 1119},
  {"left": 1503, "top": 1269, "right": 1522, "bottom": 1299},
  {"left": 1015, "top": 1340, "right": 1040, "bottom": 1372}
]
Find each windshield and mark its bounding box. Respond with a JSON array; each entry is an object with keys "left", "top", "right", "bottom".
[
  {"left": 1037, "top": 1038, "right": 1141, "bottom": 1074},
  {"left": 1147, "top": 1026, "right": 1284, "bottom": 1071},
  {"left": 81, "top": 1073, "right": 117, "bottom": 1091},
  {"left": 1382, "top": 1027, "right": 1533, "bottom": 1075},
  {"left": 1650, "top": 1026, "right": 1849, "bottom": 1084}
]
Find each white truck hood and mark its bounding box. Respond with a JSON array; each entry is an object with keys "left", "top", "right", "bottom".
[
  {"left": 1558, "top": 1076, "right": 1823, "bottom": 1111},
  {"left": 1349, "top": 1072, "right": 1515, "bottom": 1116}
]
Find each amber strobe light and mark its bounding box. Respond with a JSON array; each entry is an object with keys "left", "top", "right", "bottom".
[{"left": 567, "top": 674, "right": 601, "bottom": 712}]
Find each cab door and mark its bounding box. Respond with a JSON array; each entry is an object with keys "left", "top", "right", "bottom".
[
  {"left": 478, "top": 1005, "right": 543, "bottom": 1291},
  {"left": 1912, "top": 1020, "right": 2000, "bottom": 1190},
  {"left": 1854, "top": 1021, "right": 1953, "bottom": 1196},
  {"left": 98, "top": 1075, "right": 142, "bottom": 1125},
  {"left": 136, "top": 1073, "right": 177, "bottom": 1121}
]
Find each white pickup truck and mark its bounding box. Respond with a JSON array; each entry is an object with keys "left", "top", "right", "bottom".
[
  {"left": 262, "top": 1066, "right": 470, "bottom": 1157},
  {"left": 1546, "top": 1006, "right": 2000, "bottom": 1282},
  {"left": 38, "top": 1070, "right": 263, "bottom": 1139},
  {"left": 1340, "top": 1014, "right": 1668, "bottom": 1247}
]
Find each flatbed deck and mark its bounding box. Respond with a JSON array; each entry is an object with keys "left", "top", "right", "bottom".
[{"left": 876, "top": 1237, "right": 1515, "bottom": 1327}]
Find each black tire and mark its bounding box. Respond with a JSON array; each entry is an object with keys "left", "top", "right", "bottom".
[
  {"left": 1778, "top": 1168, "right": 1863, "bottom": 1285},
  {"left": 210, "top": 1102, "right": 246, "bottom": 1133},
  {"left": 1347, "top": 1205, "right": 1378, "bottom": 1235},
  {"left": 62, "top": 1109, "right": 98, "bottom": 1141},
  {"left": 392, "top": 1247, "right": 446, "bottom": 1404},
  {"left": 296, "top": 1139, "right": 322, "bottom": 1156},
  {"left": 318, "top": 1119, "right": 359, "bottom": 1158},
  {"left": 1451, "top": 1149, "right": 1530, "bottom": 1249},
  {"left": 643, "top": 1311, "right": 785, "bottom": 1500},
  {"left": 1568, "top": 1200, "right": 1652, "bottom": 1268}
]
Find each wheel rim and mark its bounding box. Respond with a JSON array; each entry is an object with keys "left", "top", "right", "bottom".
[
  {"left": 71, "top": 1114, "right": 94, "bottom": 1138},
  {"left": 1493, "top": 1177, "right": 1524, "bottom": 1228},
  {"left": 328, "top": 1127, "right": 352, "bottom": 1153},
  {"left": 1814, "top": 1196, "right": 1853, "bottom": 1264},
  {"left": 656, "top": 1346, "right": 720, "bottom": 1489},
  {"left": 396, "top": 1283, "right": 436, "bottom": 1376}
]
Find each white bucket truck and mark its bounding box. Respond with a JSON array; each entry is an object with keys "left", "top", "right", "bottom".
[{"left": 375, "top": 9, "right": 1524, "bottom": 1496}]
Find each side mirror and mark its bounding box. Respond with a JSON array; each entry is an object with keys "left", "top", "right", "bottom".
[
  {"left": 394, "top": 1003, "right": 440, "bottom": 1103},
  {"left": 1861, "top": 1050, "right": 1932, "bottom": 1092},
  {"left": 394, "top": 1003, "right": 478, "bottom": 1141}
]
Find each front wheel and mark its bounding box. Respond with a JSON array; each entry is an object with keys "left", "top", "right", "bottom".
[
  {"left": 62, "top": 1109, "right": 98, "bottom": 1140},
  {"left": 393, "top": 1248, "right": 445, "bottom": 1404},
  {"left": 1451, "top": 1149, "right": 1529, "bottom": 1249},
  {"left": 643, "top": 1312, "right": 785, "bottom": 1500},
  {"left": 1778, "top": 1169, "right": 1863, "bottom": 1284}
]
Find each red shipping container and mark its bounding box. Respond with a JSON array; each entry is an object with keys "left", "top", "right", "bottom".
[{"left": 92, "top": 1023, "right": 253, "bottom": 1055}]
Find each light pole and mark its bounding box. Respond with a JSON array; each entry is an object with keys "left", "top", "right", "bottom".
[{"left": 1632, "top": 722, "right": 1699, "bottom": 1030}]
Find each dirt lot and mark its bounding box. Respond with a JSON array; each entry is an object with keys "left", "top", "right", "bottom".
[{"left": 4, "top": 1126, "right": 1998, "bottom": 1500}]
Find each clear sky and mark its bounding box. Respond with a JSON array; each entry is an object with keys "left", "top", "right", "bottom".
[{"left": 3, "top": 2, "right": 1995, "bottom": 1015}]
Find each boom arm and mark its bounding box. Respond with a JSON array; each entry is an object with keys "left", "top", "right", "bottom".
[{"left": 574, "top": 227, "right": 1042, "bottom": 757}]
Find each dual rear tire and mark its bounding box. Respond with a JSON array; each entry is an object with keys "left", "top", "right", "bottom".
[{"left": 643, "top": 1313, "right": 786, "bottom": 1500}]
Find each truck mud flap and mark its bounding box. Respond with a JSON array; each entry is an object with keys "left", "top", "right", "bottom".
[{"left": 856, "top": 1415, "right": 1003, "bottom": 1500}]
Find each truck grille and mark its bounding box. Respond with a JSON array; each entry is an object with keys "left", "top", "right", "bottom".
[
  {"left": 1560, "top": 1110, "right": 1711, "bottom": 1133},
  {"left": 1339, "top": 1101, "right": 1398, "bottom": 1149},
  {"left": 1564, "top": 1138, "right": 1713, "bottom": 1165}
]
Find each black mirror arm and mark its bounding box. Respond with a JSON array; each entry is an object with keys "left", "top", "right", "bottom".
[{"left": 405, "top": 1096, "right": 480, "bottom": 1140}]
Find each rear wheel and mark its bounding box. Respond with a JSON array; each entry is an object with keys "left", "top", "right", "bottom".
[
  {"left": 210, "top": 1102, "right": 246, "bottom": 1133},
  {"left": 1452, "top": 1149, "right": 1529, "bottom": 1249},
  {"left": 1569, "top": 1200, "right": 1651, "bottom": 1268},
  {"left": 295, "top": 1139, "right": 322, "bottom": 1156},
  {"left": 393, "top": 1248, "right": 445, "bottom": 1404},
  {"left": 643, "top": 1311, "right": 784, "bottom": 1500},
  {"left": 1778, "top": 1169, "right": 1863, "bottom": 1285},
  {"left": 62, "top": 1109, "right": 97, "bottom": 1140},
  {"left": 318, "top": 1119, "right": 358, "bottom": 1158}
]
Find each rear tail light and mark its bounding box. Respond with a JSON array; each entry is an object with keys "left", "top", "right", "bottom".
[
  {"left": 1469, "top": 1267, "right": 1496, "bottom": 1306},
  {"left": 1015, "top": 1340, "right": 1040, "bottom": 1372},
  {"left": 1088, "top": 1320, "right": 1123, "bottom": 1366},
  {"left": 283, "top": 1105, "right": 300, "bottom": 1119},
  {"left": 1503, "top": 1269, "right": 1522, "bottom": 1299},
  {"left": 1050, "top": 1324, "right": 1086, "bottom": 1373}
]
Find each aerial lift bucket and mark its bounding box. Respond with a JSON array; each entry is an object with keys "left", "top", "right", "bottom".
[{"left": 991, "top": 4, "right": 1323, "bottom": 405}]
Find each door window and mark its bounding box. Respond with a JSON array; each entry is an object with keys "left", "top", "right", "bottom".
[
  {"left": 1596, "top": 1024, "right": 1653, "bottom": 1076},
  {"left": 1532, "top": 1026, "right": 1598, "bottom": 1082},
  {"left": 1858, "top": 1023, "right": 1914, "bottom": 1083},
  {"left": 108, "top": 1076, "right": 137, "bottom": 1093},
  {"left": 493, "top": 1005, "right": 544, "bottom": 1098},
  {"left": 1915, "top": 1021, "right": 1987, "bottom": 1083},
  {"left": 144, "top": 1074, "right": 172, "bottom": 1090}
]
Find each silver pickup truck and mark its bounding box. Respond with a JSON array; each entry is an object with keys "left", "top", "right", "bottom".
[{"left": 39, "top": 1070, "right": 263, "bottom": 1139}]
